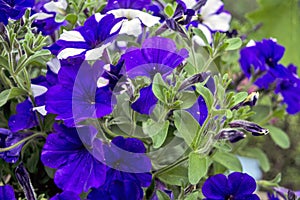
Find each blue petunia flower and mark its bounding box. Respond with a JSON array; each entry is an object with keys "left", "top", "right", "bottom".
[
  {"left": 31, "top": 0, "right": 67, "bottom": 35},
  {"left": 202, "top": 172, "right": 259, "bottom": 200},
  {"left": 45, "top": 60, "right": 119, "bottom": 127},
  {"left": 41, "top": 124, "right": 106, "bottom": 194},
  {"left": 47, "top": 13, "right": 124, "bottom": 60},
  {"left": 0, "top": 185, "right": 16, "bottom": 200},
  {"left": 102, "top": 0, "right": 151, "bottom": 13},
  {"left": 121, "top": 36, "right": 188, "bottom": 114},
  {"left": 0, "top": 128, "right": 27, "bottom": 163},
  {"left": 50, "top": 191, "right": 80, "bottom": 200},
  {"left": 239, "top": 39, "right": 300, "bottom": 114},
  {"left": 0, "top": 0, "right": 34, "bottom": 25},
  {"left": 88, "top": 136, "right": 152, "bottom": 200}
]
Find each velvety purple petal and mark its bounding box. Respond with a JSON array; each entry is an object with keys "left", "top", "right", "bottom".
[
  {"left": 87, "top": 188, "right": 111, "bottom": 200},
  {"left": 8, "top": 99, "right": 38, "bottom": 132},
  {"left": 33, "top": 16, "right": 67, "bottom": 36},
  {"left": 0, "top": 12, "right": 8, "bottom": 25},
  {"left": 50, "top": 191, "right": 80, "bottom": 200},
  {"left": 0, "top": 185, "right": 16, "bottom": 200},
  {"left": 131, "top": 85, "right": 158, "bottom": 115},
  {"left": 235, "top": 194, "right": 260, "bottom": 200},
  {"left": 187, "top": 95, "right": 208, "bottom": 126},
  {"left": 112, "top": 136, "right": 146, "bottom": 153},
  {"left": 228, "top": 172, "right": 257, "bottom": 196},
  {"left": 109, "top": 180, "right": 142, "bottom": 200},
  {"left": 41, "top": 124, "right": 106, "bottom": 194},
  {"left": 254, "top": 71, "right": 276, "bottom": 89},
  {"left": 202, "top": 174, "right": 229, "bottom": 198},
  {"left": 102, "top": 0, "right": 151, "bottom": 12}
]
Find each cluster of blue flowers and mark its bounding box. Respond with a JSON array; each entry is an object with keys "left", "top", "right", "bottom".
[{"left": 1, "top": 0, "right": 299, "bottom": 199}]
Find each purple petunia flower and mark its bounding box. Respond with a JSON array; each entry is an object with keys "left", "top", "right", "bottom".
[
  {"left": 0, "top": 0, "right": 34, "bottom": 25},
  {"left": 0, "top": 128, "right": 27, "bottom": 163},
  {"left": 267, "top": 193, "right": 280, "bottom": 200},
  {"left": 47, "top": 13, "right": 124, "bottom": 60},
  {"left": 50, "top": 191, "right": 80, "bottom": 200},
  {"left": 31, "top": 0, "right": 67, "bottom": 35},
  {"left": 102, "top": 0, "right": 151, "bottom": 13},
  {"left": 45, "top": 60, "right": 117, "bottom": 127},
  {"left": 239, "top": 39, "right": 300, "bottom": 114},
  {"left": 121, "top": 36, "right": 188, "bottom": 114},
  {"left": 88, "top": 136, "right": 152, "bottom": 200},
  {"left": 41, "top": 124, "right": 106, "bottom": 194},
  {"left": 202, "top": 172, "right": 259, "bottom": 200},
  {"left": 0, "top": 185, "right": 16, "bottom": 200}
]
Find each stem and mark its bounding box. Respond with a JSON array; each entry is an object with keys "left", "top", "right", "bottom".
[
  {"left": 0, "top": 132, "right": 47, "bottom": 153},
  {"left": 153, "top": 155, "right": 189, "bottom": 177}
]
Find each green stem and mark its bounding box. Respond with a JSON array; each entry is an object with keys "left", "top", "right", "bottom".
[
  {"left": 153, "top": 155, "right": 189, "bottom": 177},
  {"left": 0, "top": 132, "right": 47, "bottom": 153}
]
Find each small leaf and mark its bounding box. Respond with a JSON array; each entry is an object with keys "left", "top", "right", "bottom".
[
  {"left": 0, "top": 88, "right": 27, "bottom": 107},
  {"left": 224, "top": 38, "right": 242, "bottom": 51},
  {"left": 143, "top": 120, "right": 169, "bottom": 148},
  {"left": 193, "top": 28, "right": 209, "bottom": 46},
  {"left": 158, "top": 166, "right": 189, "bottom": 186},
  {"left": 195, "top": 84, "right": 214, "bottom": 110},
  {"left": 152, "top": 73, "right": 169, "bottom": 103},
  {"left": 233, "top": 92, "right": 248, "bottom": 106},
  {"left": 185, "top": 191, "right": 200, "bottom": 200},
  {"left": 164, "top": 4, "right": 174, "bottom": 17},
  {"left": 242, "top": 147, "right": 270, "bottom": 172},
  {"left": 265, "top": 125, "right": 290, "bottom": 149},
  {"left": 212, "top": 151, "right": 242, "bottom": 172},
  {"left": 188, "top": 152, "right": 208, "bottom": 184},
  {"left": 65, "top": 13, "right": 78, "bottom": 25},
  {"left": 156, "top": 190, "right": 171, "bottom": 200},
  {"left": 174, "top": 110, "right": 200, "bottom": 146},
  {"left": 176, "top": 90, "right": 198, "bottom": 109}
]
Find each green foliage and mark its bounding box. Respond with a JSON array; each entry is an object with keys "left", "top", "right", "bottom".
[
  {"left": 247, "top": 0, "right": 300, "bottom": 67},
  {"left": 188, "top": 152, "right": 208, "bottom": 184},
  {"left": 0, "top": 88, "right": 26, "bottom": 107},
  {"left": 158, "top": 166, "right": 189, "bottom": 187},
  {"left": 265, "top": 125, "right": 291, "bottom": 149},
  {"left": 212, "top": 151, "right": 243, "bottom": 172},
  {"left": 156, "top": 190, "right": 171, "bottom": 200}
]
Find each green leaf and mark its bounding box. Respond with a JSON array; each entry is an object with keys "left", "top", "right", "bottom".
[
  {"left": 65, "top": 13, "right": 78, "bottom": 25},
  {"left": 188, "top": 152, "right": 208, "bottom": 184},
  {"left": 193, "top": 28, "right": 209, "bottom": 46},
  {"left": 242, "top": 147, "right": 270, "bottom": 172},
  {"left": 164, "top": 4, "right": 174, "bottom": 17},
  {"left": 0, "top": 56, "right": 9, "bottom": 70},
  {"left": 195, "top": 84, "right": 214, "bottom": 110},
  {"left": 143, "top": 120, "right": 169, "bottom": 148},
  {"left": 212, "top": 151, "right": 242, "bottom": 172},
  {"left": 174, "top": 110, "right": 200, "bottom": 146},
  {"left": 265, "top": 125, "right": 290, "bottom": 149},
  {"left": 176, "top": 91, "right": 198, "bottom": 109},
  {"left": 224, "top": 38, "right": 242, "bottom": 51},
  {"left": 156, "top": 190, "right": 171, "bottom": 200},
  {"left": 158, "top": 166, "right": 189, "bottom": 186},
  {"left": 0, "top": 88, "right": 27, "bottom": 107},
  {"left": 232, "top": 92, "right": 248, "bottom": 106},
  {"left": 152, "top": 73, "right": 169, "bottom": 103},
  {"left": 185, "top": 191, "right": 200, "bottom": 200},
  {"left": 247, "top": 0, "right": 300, "bottom": 67}
]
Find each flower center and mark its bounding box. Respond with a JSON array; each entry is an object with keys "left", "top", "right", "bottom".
[{"left": 226, "top": 195, "right": 234, "bottom": 200}]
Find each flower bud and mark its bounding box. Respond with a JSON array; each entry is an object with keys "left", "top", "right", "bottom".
[
  {"left": 215, "top": 128, "right": 246, "bottom": 143},
  {"left": 229, "top": 120, "right": 269, "bottom": 136}
]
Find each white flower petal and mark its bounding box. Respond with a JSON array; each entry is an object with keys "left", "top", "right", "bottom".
[
  {"left": 57, "top": 48, "right": 86, "bottom": 59},
  {"left": 59, "top": 30, "right": 85, "bottom": 42},
  {"left": 200, "top": 0, "right": 224, "bottom": 17},
  {"left": 95, "top": 13, "right": 105, "bottom": 22},
  {"left": 85, "top": 43, "right": 111, "bottom": 60},
  {"left": 246, "top": 40, "right": 256, "bottom": 47},
  {"left": 110, "top": 19, "right": 125, "bottom": 35},
  {"left": 31, "top": 12, "right": 54, "bottom": 20},
  {"left": 203, "top": 12, "right": 231, "bottom": 31},
  {"left": 43, "top": 0, "right": 67, "bottom": 14},
  {"left": 107, "top": 9, "right": 160, "bottom": 27},
  {"left": 119, "top": 19, "right": 142, "bottom": 36},
  {"left": 182, "top": 0, "right": 198, "bottom": 9},
  {"left": 193, "top": 24, "right": 212, "bottom": 46},
  {"left": 97, "top": 77, "right": 109, "bottom": 88},
  {"left": 33, "top": 106, "right": 47, "bottom": 116},
  {"left": 47, "top": 58, "right": 61, "bottom": 74},
  {"left": 31, "top": 84, "right": 48, "bottom": 97}
]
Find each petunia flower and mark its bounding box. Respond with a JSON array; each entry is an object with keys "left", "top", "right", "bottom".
[
  {"left": 88, "top": 136, "right": 152, "bottom": 200},
  {"left": 31, "top": 0, "right": 68, "bottom": 35},
  {"left": 202, "top": 172, "right": 259, "bottom": 200},
  {"left": 0, "top": 0, "right": 34, "bottom": 25},
  {"left": 41, "top": 124, "right": 106, "bottom": 194},
  {"left": 0, "top": 128, "right": 27, "bottom": 163},
  {"left": 50, "top": 191, "right": 80, "bottom": 200},
  {"left": 0, "top": 185, "right": 16, "bottom": 200},
  {"left": 182, "top": 0, "right": 231, "bottom": 45},
  {"left": 47, "top": 13, "right": 124, "bottom": 60},
  {"left": 45, "top": 60, "right": 117, "bottom": 127},
  {"left": 121, "top": 36, "right": 188, "bottom": 114},
  {"left": 102, "top": 0, "right": 151, "bottom": 13},
  {"left": 239, "top": 39, "right": 300, "bottom": 114}
]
